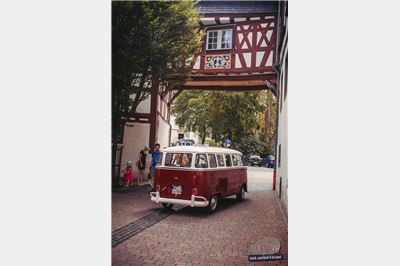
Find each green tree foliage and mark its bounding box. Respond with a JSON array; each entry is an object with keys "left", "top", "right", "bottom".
[
  {"left": 112, "top": 1, "right": 150, "bottom": 145},
  {"left": 112, "top": 1, "right": 203, "bottom": 179},
  {"left": 172, "top": 91, "right": 211, "bottom": 144},
  {"left": 208, "top": 91, "right": 263, "bottom": 145},
  {"left": 172, "top": 91, "right": 268, "bottom": 146},
  {"left": 255, "top": 90, "right": 276, "bottom": 144},
  {"left": 172, "top": 90, "right": 276, "bottom": 156},
  {"left": 238, "top": 135, "right": 274, "bottom": 158}
]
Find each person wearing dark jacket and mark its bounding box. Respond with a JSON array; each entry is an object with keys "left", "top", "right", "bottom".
[{"left": 138, "top": 145, "right": 150, "bottom": 186}]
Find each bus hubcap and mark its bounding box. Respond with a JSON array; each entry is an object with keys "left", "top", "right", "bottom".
[{"left": 210, "top": 197, "right": 217, "bottom": 210}]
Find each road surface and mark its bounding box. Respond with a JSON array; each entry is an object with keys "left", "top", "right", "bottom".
[{"left": 112, "top": 166, "right": 287, "bottom": 266}]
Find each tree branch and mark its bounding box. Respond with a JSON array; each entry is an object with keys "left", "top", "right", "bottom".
[{"left": 128, "top": 73, "right": 148, "bottom": 117}]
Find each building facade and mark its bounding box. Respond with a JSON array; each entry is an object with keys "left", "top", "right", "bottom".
[
  {"left": 182, "top": 1, "right": 278, "bottom": 91},
  {"left": 275, "top": 1, "right": 288, "bottom": 213},
  {"left": 120, "top": 90, "right": 172, "bottom": 178},
  {"left": 118, "top": 1, "right": 288, "bottom": 200},
  {"left": 170, "top": 115, "right": 202, "bottom": 146}
]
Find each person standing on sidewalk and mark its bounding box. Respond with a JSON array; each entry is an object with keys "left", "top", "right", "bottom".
[
  {"left": 149, "top": 143, "right": 161, "bottom": 189},
  {"left": 137, "top": 145, "right": 150, "bottom": 186}
]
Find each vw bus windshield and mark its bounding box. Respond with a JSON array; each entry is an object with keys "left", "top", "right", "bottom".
[{"left": 164, "top": 153, "right": 193, "bottom": 167}]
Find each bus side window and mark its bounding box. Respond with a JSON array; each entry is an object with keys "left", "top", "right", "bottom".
[
  {"left": 225, "top": 154, "right": 232, "bottom": 167},
  {"left": 238, "top": 155, "right": 243, "bottom": 166},
  {"left": 217, "top": 154, "right": 225, "bottom": 167},
  {"left": 232, "top": 154, "right": 238, "bottom": 166},
  {"left": 208, "top": 154, "right": 217, "bottom": 168},
  {"left": 195, "top": 154, "right": 208, "bottom": 168}
]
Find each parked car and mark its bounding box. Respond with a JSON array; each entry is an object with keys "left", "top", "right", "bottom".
[
  {"left": 150, "top": 146, "right": 247, "bottom": 213},
  {"left": 260, "top": 155, "right": 275, "bottom": 168},
  {"left": 247, "top": 155, "right": 262, "bottom": 166}
]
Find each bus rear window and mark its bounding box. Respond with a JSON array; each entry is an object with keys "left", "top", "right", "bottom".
[{"left": 164, "top": 153, "right": 192, "bottom": 167}]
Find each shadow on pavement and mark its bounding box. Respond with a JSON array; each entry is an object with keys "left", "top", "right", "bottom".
[
  {"left": 112, "top": 185, "right": 152, "bottom": 194},
  {"left": 170, "top": 196, "right": 249, "bottom": 217}
]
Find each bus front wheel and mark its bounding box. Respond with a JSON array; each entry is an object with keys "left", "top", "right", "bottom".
[{"left": 206, "top": 195, "right": 218, "bottom": 213}]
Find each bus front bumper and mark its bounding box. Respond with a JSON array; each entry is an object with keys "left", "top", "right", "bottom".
[{"left": 150, "top": 191, "right": 209, "bottom": 207}]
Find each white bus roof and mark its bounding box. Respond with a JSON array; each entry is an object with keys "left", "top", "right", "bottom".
[{"left": 162, "top": 146, "right": 243, "bottom": 155}]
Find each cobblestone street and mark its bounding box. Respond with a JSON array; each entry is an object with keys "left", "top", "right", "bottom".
[
  {"left": 112, "top": 167, "right": 287, "bottom": 266},
  {"left": 113, "top": 185, "right": 158, "bottom": 230}
]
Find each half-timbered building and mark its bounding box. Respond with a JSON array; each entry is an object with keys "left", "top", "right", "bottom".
[
  {"left": 181, "top": 1, "right": 278, "bottom": 92},
  {"left": 119, "top": 1, "right": 287, "bottom": 206}
]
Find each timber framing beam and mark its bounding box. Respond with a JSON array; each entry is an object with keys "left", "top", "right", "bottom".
[
  {"left": 188, "top": 73, "right": 276, "bottom": 81},
  {"left": 149, "top": 78, "right": 159, "bottom": 150},
  {"left": 184, "top": 80, "right": 266, "bottom": 87},
  {"left": 168, "top": 89, "right": 183, "bottom": 106},
  {"left": 173, "top": 79, "right": 277, "bottom": 92},
  {"left": 176, "top": 85, "right": 268, "bottom": 91}
]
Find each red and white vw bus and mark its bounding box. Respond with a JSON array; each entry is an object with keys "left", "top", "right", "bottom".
[{"left": 149, "top": 146, "right": 247, "bottom": 212}]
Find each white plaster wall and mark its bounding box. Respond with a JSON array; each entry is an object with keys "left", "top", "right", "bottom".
[
  {"left": 170, "top": 130, "right": 200, "bottom": 145},
  {"left": 243, "top": 53, "right": 251, "bottom": 68},
  {"left": 186, "top": 132, "right": 200, "bottom": 144},
  {"left": 193, "top": 56, "right": 201, "bottom": 70},
  {"left": 170, "top": 114, "right": 184, "bottom": 144},
  {"left": 157, "top": 116, "right": 170, "bottom": 149},
  {"left": 135, "top": 95, "right": 151, "bottom": 113},
  {"left": 276, "top": 91, "right": 288, "bottom": 212},
  {"left": 256, "top": 51, "right": 265, "bottom": 67},
  {"left": 170, "top": 115, "right": 180, "bottom": 131},
  {"left": 120, "top": 123, "right": 150, "bottom": 178},
  {"left": 276, "top": 28, "right": 288, "bottom": 213},
  {"left": 170, "top": 129, "right": 181, "bottom": 144}
]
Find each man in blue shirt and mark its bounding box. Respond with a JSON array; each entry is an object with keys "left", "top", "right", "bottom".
[
  {"left": 151, "top": 143, "right": 161, "bottom": 168},
  {"left": 149, "top": 143, "right": 160, "bottom": 189}
]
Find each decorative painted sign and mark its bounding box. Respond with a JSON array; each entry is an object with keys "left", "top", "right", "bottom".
[
  {"left": 205, "top": 54, "right": 231, "bottom": 69},
  {"left": 248, "top": 237, "right": 284, "bottom": 262}
]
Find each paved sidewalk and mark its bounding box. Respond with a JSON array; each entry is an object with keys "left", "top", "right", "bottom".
[
  {"left": 112, "top": 190, "right": 288, "bottom": 266},
  {"left": 112, "top": 185, "right": 158, "bottom": 230}
]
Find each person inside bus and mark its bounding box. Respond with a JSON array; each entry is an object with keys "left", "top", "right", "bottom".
[
  {"left": 180, "top": 153, "right": 190, "bottom": 167},
  {"left": 172, "top": 154, "right": 180, "bottom": 166}
]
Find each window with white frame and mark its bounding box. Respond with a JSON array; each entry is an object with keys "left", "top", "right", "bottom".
[{"left": 206, "top": 29, "right": 232, "bottom": 50}]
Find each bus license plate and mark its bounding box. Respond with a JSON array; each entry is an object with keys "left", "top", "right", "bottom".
[{"left": 171, "top": 185, "right": 182, "bottom": 195}]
